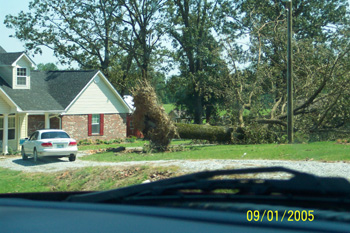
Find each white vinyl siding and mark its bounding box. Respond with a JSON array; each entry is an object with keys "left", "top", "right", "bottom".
[
  {"left": 65, "top": 75, "right": 129, "bottom": 114},
  {"left": 0, "top": 96, "right": 11, "bottom": 112}
]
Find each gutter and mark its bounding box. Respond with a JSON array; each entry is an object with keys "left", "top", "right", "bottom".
[{"left": 19, "top": 110, "right": 65, "bottom": 114}]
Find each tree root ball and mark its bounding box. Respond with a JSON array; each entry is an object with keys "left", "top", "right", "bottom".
[{"left": 132, "top": 80, "right": 177, "bottom": 151}]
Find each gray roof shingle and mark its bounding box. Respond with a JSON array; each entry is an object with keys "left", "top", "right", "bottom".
[
  {"left": 0, "top": 70, "right": 98, "bottom": 111},
  {"left": 0, "top": 52, "right": 24, "bottom": 66},
  {"left": 0, "top": 46, "right": 6, "bottom": 53}
]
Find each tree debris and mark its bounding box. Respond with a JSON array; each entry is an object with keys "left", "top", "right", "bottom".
[{"left": 132, "top": 80, "right": 177, "bottom": 151}]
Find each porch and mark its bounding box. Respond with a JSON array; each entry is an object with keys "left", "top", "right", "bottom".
[{"left": 1, "top": 113, "right": 61, "bottom": 154}]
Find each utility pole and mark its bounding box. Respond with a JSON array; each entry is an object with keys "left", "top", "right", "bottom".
[{"left": 283, "top": 0, "right": 294, "bottom": 143}]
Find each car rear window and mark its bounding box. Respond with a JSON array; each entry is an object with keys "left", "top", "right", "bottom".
[{"left": 41, "top": 132, "right": 70, "bottom": 139}]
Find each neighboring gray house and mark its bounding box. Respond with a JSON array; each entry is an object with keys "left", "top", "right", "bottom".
[{"left": 0, "top": 46, "right": 131, "bottom": 154}]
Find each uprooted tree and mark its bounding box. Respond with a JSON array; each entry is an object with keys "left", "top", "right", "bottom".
[
  {"left": 219, "top": 0, "right": 350, "bottom": 141},
  {"left": 132, "top": 80, "right": 177, "bottom": 151}
]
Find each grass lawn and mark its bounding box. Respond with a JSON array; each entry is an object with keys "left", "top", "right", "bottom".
[
  {"left": 163, "top": 104, "right": 176, "bottom": 114},
  {"left": 79, "top": 141, "right": 147, "bottom": 150},
  {"left": 78, "top": 139, "right": 191, "bottom": 151},
  {"left": 81, "top": 141, "right": 350, "bottom": 162},
  {"left": 0, "top": 166, "right": 180, "bottom": 193}
]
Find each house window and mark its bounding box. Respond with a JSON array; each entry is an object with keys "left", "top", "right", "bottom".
[
  {"left": 17, "top": 68, "right": 27, "bottom": 85},
  {"left": 88, "top": 114, "right": 104, "bottom": 136},
  {"left": 0, "top": 117, "right": 15, "bottom": 140},
  {"left": 91, "top": 115, "right": 100, "bottom": 134}
]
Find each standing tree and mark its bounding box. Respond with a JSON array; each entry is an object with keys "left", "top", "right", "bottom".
[
  {"left": 165, "top": 0, "right": 231, "bottom": 124},
  {"left": 5, "top": 0, "right": 169, "bottom": 96},
  {"left": 36, "top": 63, "right": 59, "bottom": 71},
  {"left": 5, "top": 0, "right": 123, "bottom": 76},
  {"left": 119, "top": 0, "right": 167, "bottom": 80},
  {"left": 221, "top": 0, "right": 350, "bottom": 138}
]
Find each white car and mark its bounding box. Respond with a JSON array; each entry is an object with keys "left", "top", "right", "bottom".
[{"left": 21, "top": 129, "right": 78, "bottom": 162}]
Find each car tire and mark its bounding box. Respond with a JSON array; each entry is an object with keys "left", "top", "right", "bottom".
[
  {"left": 33, "top": 149, "right": 38, "bottom": 162},
  {"left": 21, "top": 147, "right": 28, "bottom": 160},
  {"left": 69, "top": 155, "right": 76, "bottom": 162}
]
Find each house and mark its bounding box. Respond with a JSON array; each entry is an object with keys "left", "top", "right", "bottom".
[
  {"left": 123, "top": 95, "right": 143, "bottom": 138},
  {"left": 0, "top": 46, "right": 132, "bottom": 154}
]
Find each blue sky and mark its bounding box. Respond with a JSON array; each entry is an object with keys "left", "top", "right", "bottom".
[
  {"left": 0, "top": 0, "right": 60, "bottom": 67},
  {"left": 1, "top": 0, "right": 349, "bottom": 70}
]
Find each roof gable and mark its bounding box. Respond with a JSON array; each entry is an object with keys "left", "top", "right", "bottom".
[
  {"left": 65, "top": 71, "right": 132, "bottom": 114},
  {"left": 13, "top": 53, "right": 36, "bottom": 67}
]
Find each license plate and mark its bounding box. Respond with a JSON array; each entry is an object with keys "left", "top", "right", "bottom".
[{"left": 57, "top": 144, "right": 64, "bottom": 148}]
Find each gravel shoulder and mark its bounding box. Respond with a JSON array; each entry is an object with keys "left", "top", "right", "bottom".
[{"left": 1, "top": 152, "right": 349, "bottom": 180}]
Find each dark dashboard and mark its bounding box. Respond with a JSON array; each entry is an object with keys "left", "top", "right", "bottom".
[{"left": 1, "top": 198, "right": 350, "bottom": 233}]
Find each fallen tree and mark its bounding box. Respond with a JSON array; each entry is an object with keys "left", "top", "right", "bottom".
[
  {"left": 132, "top": 80, "right": 177, "bottom": 151},
  {"left": 175, "top": 123, "right": 233, "bottom": 142}
]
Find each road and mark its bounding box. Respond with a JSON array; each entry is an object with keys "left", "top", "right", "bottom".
[{"left": 1, "top": 153, "right": 349, "bottom": 180}]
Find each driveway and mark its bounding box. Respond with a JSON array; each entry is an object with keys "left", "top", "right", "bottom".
[{"left": 0, "top": 152, "right": 350, "bottom": 180}]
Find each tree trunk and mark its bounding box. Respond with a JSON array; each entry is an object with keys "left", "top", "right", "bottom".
[
  {"left": 205, "top": 105, "right": 213, "bottom": 123},
  {"left": 194, "top": 92, "right": 203, "bottom": 124}
]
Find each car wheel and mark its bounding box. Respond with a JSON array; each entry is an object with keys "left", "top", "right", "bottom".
[
  {"left": 33, "top": 149, "right": 38, "bottom": 162},
  {"left": 69, "top": 155, "right": 76, "bottom": 162},
  {"left": 21, "top": 147, "right": 28, "bottom": 160}
]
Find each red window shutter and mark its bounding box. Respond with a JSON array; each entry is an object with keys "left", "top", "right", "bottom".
[
  {"left": 88, "top": 114, "right": 92, "bottom": 136},
  {"left": 100, "top": 114, "right": 104, "bottom": 135}
]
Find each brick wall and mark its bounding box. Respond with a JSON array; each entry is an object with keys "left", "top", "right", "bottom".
[
  {"left": 61, "top": 113, "right": 127, "bottom": 141},
  {"left": 50, "top": 117, "right": 60, "bottom": 129},
  {"left": 28, "top": 115, "right": 61, "bottom": 136},
  {"left": 28, "top": 115, "right": 45, "bottom": 136}
]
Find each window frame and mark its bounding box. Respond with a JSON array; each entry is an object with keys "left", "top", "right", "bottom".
[
  {"left": 0, "top": 116, "right": 16, "bottom": 141},
  {"left": 16, "top": 68, "right": 27, "bottom": 86},
  {"left": 91, "top": 114, "right": 100, "bottom": 135},
  {"left": 88, "top": 114, "right": 104, "bottom": 136}
]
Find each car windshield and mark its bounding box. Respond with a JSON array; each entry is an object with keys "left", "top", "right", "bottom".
[
  {"left": 41, "top": 132, "right": 70, "bottom": 139},
  {"left": 1, "top": 0, "right": 350, "bottom": 222}
]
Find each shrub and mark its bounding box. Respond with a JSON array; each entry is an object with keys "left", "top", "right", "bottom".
[
  {"left": 294, "top": 132, "right": 310, "bottom": 143},
  {"left": 8, "top": 147, "right": 13, "bottom": 155},
  {"left": 95, "top": 139, "right": 103, "bottom": 145},
  {"left": 7, "top": 147, "right": 19, "bottom": 155},
  {"left": 111, "top": 139, "right": 121, "bottom": 144},
  {"left": 125, "top": 136, "right": 137, "bottom": 143},
  {"left": 78, "top": 138, "right": 122, "bottom": 146},
  {"left": 78, "top": 139, "right": 93, "bottom": 146}
]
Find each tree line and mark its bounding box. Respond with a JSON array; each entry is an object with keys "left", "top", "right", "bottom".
[{"left": 5, "top": 0, "right": 350, "bottom": 138}]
